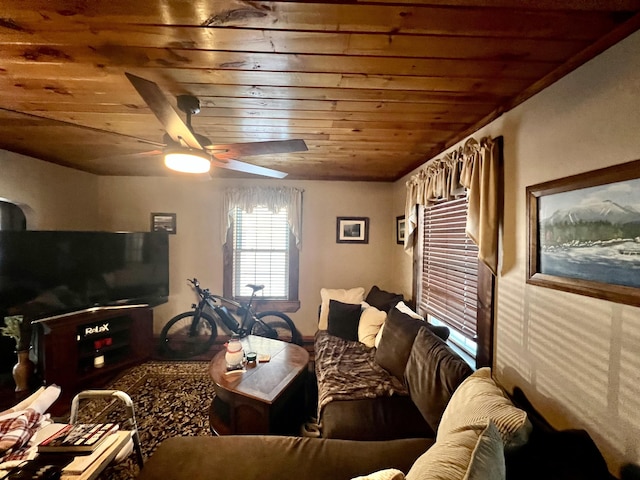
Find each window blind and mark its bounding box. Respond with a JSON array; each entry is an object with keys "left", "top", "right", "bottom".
[
  {"left": 232, "top": 206, "right": 289, "bottom": 298},
  {"left": 419, "top": 196, "right": 478, "bottom": 342}
]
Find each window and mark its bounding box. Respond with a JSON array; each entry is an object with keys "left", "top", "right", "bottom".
[
  {"left": 222, "top": 187, "right": 301, "bottom": 312},
  {"left": 408, "top": 137, "right": 500, "bottom": 369},
  {"left": 232, "top": 205, "right": 290, "bottom": 298},
  {"left": 418, "top": 196, "right": 479, "bottom": 359}
]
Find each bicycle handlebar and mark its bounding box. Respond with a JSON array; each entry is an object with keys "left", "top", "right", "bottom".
[{"left": 185, "top": 278, "right": 248, "bottom": 311}]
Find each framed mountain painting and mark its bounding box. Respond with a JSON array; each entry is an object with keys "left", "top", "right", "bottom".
[{"left": 526, "top": 158, "right": 640, "bottom": 306}]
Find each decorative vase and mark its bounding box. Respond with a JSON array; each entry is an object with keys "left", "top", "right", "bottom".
[{"left": 13, "top": 349, "right": 35, "bottom": 393}]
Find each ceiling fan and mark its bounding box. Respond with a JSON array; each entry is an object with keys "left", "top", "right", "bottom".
[{"left": 124, "top": 72, "right": 307, "bottom": 178}]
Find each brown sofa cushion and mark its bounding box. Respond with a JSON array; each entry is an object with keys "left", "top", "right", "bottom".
[
  {"left": 404, "top": 327, "right": 473, "bottom": 432},
  {"left": 321, "top": 394, "right": 434, "bottom": 441},
  {"left": 137, "top": 435, "right": 433, "bottom": 480},
  {"left": 375, "top": 308, "right": 423, "bottom": 380}
]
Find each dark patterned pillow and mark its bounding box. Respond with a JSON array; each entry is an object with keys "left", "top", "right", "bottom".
[{"left": 327, "top": 299, "right": 362, "bottom": 341}]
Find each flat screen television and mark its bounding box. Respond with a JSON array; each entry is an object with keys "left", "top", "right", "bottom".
[{"left": 0, "top": 231, "right": 169, "bottom": 321}]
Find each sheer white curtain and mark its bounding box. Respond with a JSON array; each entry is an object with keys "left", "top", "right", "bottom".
[
  {"left": 405, "top": 136, "right": 500, "bottom": 275},
  {"left": 222, "top": 186, "right": 304, "bottom": 248}
]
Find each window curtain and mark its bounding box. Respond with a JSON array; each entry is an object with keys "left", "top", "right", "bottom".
[
  {"left": 405, "top": 136, "right": 500, "bottom": 275},
  {"left": 222, "top": 186, "right": 304, "bottom": 248}
]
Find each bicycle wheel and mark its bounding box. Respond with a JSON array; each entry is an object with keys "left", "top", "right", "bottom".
[
  {"left": 252, "top": 311, "right": 301, "bottom": 345},
  {"left": 159, "top": 311, "right": 218, "bottom": 358}
]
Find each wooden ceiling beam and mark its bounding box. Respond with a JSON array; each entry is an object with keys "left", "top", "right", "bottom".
[
  {"left": 1, "top": 1, "right": 633, "bottom": 37},
  {"left": 1, "top": 27, "right": 589, "bottom": 63},
  {"left": 0, "top": 66, "right": 532, "bottom": 95},
  {"left": 0, "top": 46, "right": 557, "bottom": 80},
  {"left": 0, "top": 85, "right": 503, "bottom": 105}
]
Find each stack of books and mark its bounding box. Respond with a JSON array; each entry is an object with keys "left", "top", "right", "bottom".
[{"left": 37, "top": 423, "right": 120, "bottom": 454}]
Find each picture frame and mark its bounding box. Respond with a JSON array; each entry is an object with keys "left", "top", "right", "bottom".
[
  {"left": 151, "top": 212, "right": 177, "bottom": 234},
  {"left": 526, "top": 158, "right": 640, "bottom": 306},
  {"left": 336, "top": 217, "right": 369, "bottom": 244},
  {"left": 396, "top": 215, "right": 406, "bottom": 244}
]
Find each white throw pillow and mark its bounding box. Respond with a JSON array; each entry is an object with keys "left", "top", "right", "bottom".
[
  {"left": 406, "top": 421, "right": 505, "bottom": 480},
  {"left": 358, "top": 303, "right": 387, "bottom": 348},
  {"left": 318, "top": 287, "right": 365, "bottom": 330},
  {"left": 352, "top": 469, "right": 405, "bottom": 480},
  {"left": 374, "top": 322, "right": 385, "bottom": 348},
  {"left": 438, "top": 368, "right": 532, "bottom": 450},
  {"left": 395, "top": 301, "right": 424, "bottom": 320}
]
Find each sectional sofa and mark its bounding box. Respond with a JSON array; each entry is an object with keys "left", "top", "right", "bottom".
[{"left": 136, "top": 287, "right": 613, "bottom": 480}]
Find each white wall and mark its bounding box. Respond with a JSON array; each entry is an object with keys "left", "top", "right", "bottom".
[
  {"left": 0, "top": 150, "right": 99, "bottom": 229},
  {"left": 97, "top": 176, "right": 395, "bottom": 335},
  {"left": 392, "top": 31, "right": 640, "bottom": 476}
]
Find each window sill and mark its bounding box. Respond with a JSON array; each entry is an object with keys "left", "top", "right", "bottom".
[{"left": 236, "top": 299, "right": 300, "bottom": 313}]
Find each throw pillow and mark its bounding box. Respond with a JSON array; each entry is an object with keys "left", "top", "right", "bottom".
[
  {"left": 395, "top": 301, "right": 423, "bottom": 319},
  {"left": 327, "top": 299, "right": 362, "bottom": 341},
  {"left": 405, "top": 327, "right": 473, "bottom": 432},
  {"left": 318, "top": 287, "right": 365, "bottom": 330},
  {"left": 374, "top": 322, "right": 385, "bottom": 348},
  {"left": 438, "top": 368, "right": 532, "bottom": 450},
  {"left": 374, "top": 307, "right": 423, "bottom": 380},
  {"left": 505, "top": 387, "right": 611, "bottom": 480},
  {"left": 406, "top": 421, "right": 505, "bottom": 480},
  {"left": 352, "top": 469, "right": 406, "bottom": 480},
  {"left": 365, "top": 285, "right": 404, "bottom": 313},
  {"left": 358, "top": 303, "right": 387, "bottom": 348},
  {"left": 395, "top": 302, "right": 450, "bottom": 341}
]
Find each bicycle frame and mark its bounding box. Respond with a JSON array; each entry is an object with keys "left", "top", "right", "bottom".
[
  {"left": 188, "top": 279, "right": 262, "bottom": 337},
  {"left": 209, "top": 293, "right": 262, "bottom": 335}
]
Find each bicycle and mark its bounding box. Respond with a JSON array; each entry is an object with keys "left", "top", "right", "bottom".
[{"left": 159, "top": 278, "right": 302, "bottom": 358}]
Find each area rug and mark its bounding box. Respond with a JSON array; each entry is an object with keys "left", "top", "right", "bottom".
[{"left": 72, "top": 361, "right": 214, "bottom": 479}]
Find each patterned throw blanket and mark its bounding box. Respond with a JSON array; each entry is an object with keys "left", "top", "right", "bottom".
[
  {"left": 0, "top": 409, "right": 46, "bottom": 464},
  {"left": 315, "top": 330, "right": 408, "bottom": 419}
]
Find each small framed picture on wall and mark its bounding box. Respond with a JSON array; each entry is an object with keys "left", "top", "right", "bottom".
[
  {"left": 336, "top": 217, "right": 369, "bottom": 244},
  {"left": 396, "top": 215, "right": 406, "bottom": 244},
  {"left": 151, "top": 212, "right": 177, "bottom": 234}
]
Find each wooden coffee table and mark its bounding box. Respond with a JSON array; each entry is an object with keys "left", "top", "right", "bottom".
[{"left": 208, "top": 335, "right": 309, "bottom": 435}]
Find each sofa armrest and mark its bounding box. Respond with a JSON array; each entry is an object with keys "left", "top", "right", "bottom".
[{"left": 137, "top": 436, "right": 433, "bottom": 480}]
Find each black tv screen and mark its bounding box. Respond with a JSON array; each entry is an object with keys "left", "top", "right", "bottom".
[{"left": 0, "top": 231, "right": 169, "bottom": 321}]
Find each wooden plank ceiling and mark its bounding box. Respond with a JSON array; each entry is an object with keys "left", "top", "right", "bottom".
[{"left": 1, "top": 1, "right": 639, "bottom": 181}]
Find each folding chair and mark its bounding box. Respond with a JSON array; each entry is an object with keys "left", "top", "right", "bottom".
[{"left": 69, "top": 390, "right": 144, "bottom": 468}]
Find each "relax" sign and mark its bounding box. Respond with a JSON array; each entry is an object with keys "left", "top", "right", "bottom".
[{"left": 84, "top": 323, "right": 110, "bottom": 336}]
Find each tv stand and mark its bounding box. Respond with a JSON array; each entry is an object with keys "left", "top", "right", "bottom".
[{"left": 34, "top": 305, "right": 153, "bottom": 410}]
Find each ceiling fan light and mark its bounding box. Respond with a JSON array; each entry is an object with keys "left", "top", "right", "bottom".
[{"left": 164, "top": 148, "right": 211, "bottom": 174}]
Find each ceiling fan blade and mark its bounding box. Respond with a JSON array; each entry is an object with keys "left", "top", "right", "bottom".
[
  {"left": 0, "top": 107, "right": 165, "bottom": 148},
  {"left": 125, "top": 72, "right": 203, "bottom": 150},
  {"left": 206, "top": 139, "right": 307, "bottom": 157},
  {"left": 211, "top": 157, "right": 288, "bottom": 179}
]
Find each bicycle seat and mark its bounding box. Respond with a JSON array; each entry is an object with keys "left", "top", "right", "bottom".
[{"left": 246, "top": 284, "right": 265, "bottom": 292}]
